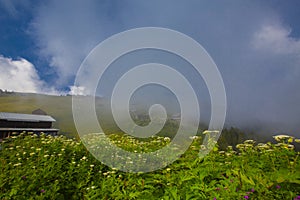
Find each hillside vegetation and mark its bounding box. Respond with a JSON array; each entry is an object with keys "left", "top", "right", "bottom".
[{"left": 0, "top": 132, "right": 299, "bottom": 199}]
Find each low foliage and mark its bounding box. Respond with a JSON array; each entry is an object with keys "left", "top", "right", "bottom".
[{"left": 0, "top": 132, "right": 300, "bottom": 199}]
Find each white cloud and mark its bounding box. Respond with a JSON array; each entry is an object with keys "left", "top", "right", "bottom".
[
  {"left": 69, "top": 86, "right": 86, "bottom": 95},
  {"left": 29, "top": 1, "right": 114, "bottom": 87},
  {"left": 252, "top": 24, "right": 300, "bottom": 55},
  {"left": 0, "top": 55, "right": 59, "bottom": 94}
]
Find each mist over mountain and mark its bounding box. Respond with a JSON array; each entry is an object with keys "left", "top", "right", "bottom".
[{"left": 1, "top": 1, "right": 300, "bottom": 138}]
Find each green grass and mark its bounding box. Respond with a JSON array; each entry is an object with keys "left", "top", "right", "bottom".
[
  {"left": 0, "top": 94, "right": 75, "bottom": 135},
  {"left": 1, "top": 132, "right": 299, "bottom": 199},
  {"left": 0, "top": 93, "right": 203, "bottom": 139}
]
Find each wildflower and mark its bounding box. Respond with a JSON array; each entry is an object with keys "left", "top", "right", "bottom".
[
  {"left": 227, "top": 146, "right": 233, "bottom": 151},
  {"left": 203, "top": 130, "right": 219, "bottom": 135},
  {"left": 103, "top": 172, "right": 109, "bottom": 176},
  {"left": 90, "top": 165, "right": 94, "bottom": 168},
  {"left": 58, "top": 154, "right": 62, "bottom": 156},
  {"left": 293, "top": 196, "right": 300, "bottom": 200},
  {"left": 286, "top": 144, "right": 294, "bottom": 149},
  {"left": 214, "top": 198, "right": 217, "bottom": 200},
  {"left": 276, "top": 185, "right": 281, "bottom": 189},
  {"left": 44, "top": 155, "right": 49, "bottom": 158},
  {"left": 40, "top": 189, "right": 45, "bottom": 193},
  {"left": 295, "top": 139, "right": 300, "bottom": 143},
  {"left": 215, "top": 187, "right": 220, "bottom": 191},
  {"left": 225, "top": 153, "right": 232, "bottom": 157},
  {"left": 21, "top": 176, "right": 26, "bottom": 180},
  {"left": 200, "top": 145, "right": 206, "bottom": 150},
  {"left": 244, "top": 140, "right": 255, "bottom": 144},
  {"left": 244, "top": 196, "right": 249, "bottom": 199},
  {"left": 257, "top": 144, "right": 270, "bottom": 150},
  {"left": 13, "top": 163, "right": 22, "bottom": 167},
  {"left": 250, "top": 188, "right": 255, "bottom": 192},
  {"left": 273, "top": 135, "right": 293, "bottom": 142}
]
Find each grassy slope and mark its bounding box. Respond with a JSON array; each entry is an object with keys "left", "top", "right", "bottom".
[
  {"left": 0, "top": 93, "right": 191, "bottom": 138},
  {"left": 0, "top": 94, "right": 75, "bottom": 136}
]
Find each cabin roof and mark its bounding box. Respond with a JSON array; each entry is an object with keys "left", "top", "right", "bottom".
[{"left": 0, "top": 112, "right": 56, "bottom": 122}]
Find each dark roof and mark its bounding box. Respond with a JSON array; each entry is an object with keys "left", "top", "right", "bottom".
[
  {"left": 0, "top": 112, "right": 55, "bottom": 122},
  {"left": 32, "top": 109, "right": 47, "bottom": 115}
]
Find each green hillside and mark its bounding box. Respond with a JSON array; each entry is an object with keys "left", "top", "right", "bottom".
[
  {"left": 0, "top": 93, "right": 181, "bottom": 138},
  {"left": 0, "top": 92, "right": 265, "bottom": 148},
  {"left": 0, "top": 92, "right": 195, "bottom": 139},
  {"left": 0, "top": 93, "right": 76, "bottom": 136}
]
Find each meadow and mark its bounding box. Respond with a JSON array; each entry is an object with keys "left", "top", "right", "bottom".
[{"left": 1, "top": 132, "right": 299, "bottom": 199}]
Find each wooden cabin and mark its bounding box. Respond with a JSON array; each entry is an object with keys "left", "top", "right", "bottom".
[{"left": 0, "top": 112, "right": 59, "bottom": 140}]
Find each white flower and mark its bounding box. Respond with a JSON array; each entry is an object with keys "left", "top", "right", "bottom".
[
  {"left": 203, "top": 130, "right": 219, "bottom": 135},
  {"left": 273, "top": 135, "right": 293, "bottom": 142},
  {"left": 90, "top": 165, "right": 94, "bottom": 168},
  {"left": 244, "top": 140, "right": 255, "bottom": 144},
  {"left": 103, "top": 172, "right": 109, "bottom": 176},
  {"left": 189, "top": 136, "right": 199, "bottom": 140}
]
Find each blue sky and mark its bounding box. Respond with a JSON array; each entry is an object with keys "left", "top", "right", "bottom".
[{"left": 0, "top": 0, "right": 300, "bottom": 135}]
